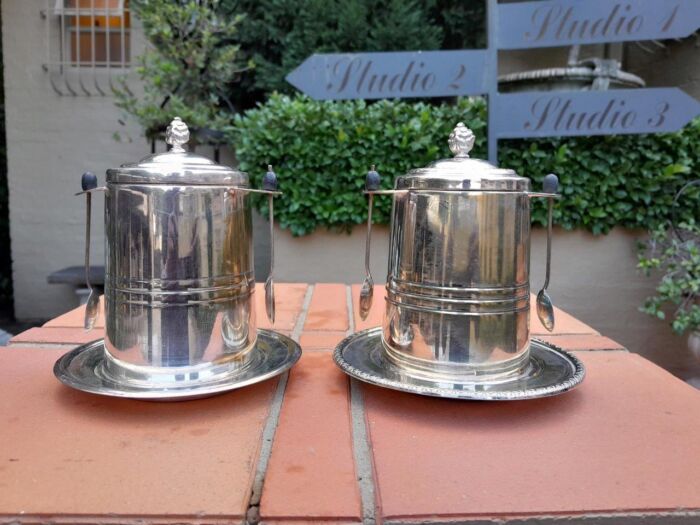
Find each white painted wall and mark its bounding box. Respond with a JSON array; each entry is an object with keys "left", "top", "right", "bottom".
[{"left": 2, "top": 0, "right": 148, "bottom": 319}]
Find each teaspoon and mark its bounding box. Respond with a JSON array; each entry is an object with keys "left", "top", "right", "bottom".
[{"left": 536, "top": 173, "right": 558, "bottom": 332}]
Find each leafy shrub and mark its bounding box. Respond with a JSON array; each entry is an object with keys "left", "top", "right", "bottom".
[
  {"left": 638, "top": 219, "right": 700, "bottom": 335},
  {"left": 232, "top": 94, "right": 486, "bottom": 236},
  {"left": 232, "top": 94, "right": 700, "bottom": 237},
  {"left": 500, "top": 123, "right": 700, "bottom": 234},
  {"left": 115, "top": 0, "right": 250, "bottom": 140}
]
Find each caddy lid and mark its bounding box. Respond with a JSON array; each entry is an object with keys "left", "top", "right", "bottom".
[
  {"left": 395, "top": 122, "right": 529, "bottom": 191},
  {"left": 107, "top": 117, "right": 248, "bottom": 186}
]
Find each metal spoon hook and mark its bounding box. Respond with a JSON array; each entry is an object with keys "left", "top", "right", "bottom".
[
  {"left": 80, "top": 172, "right": 100, "bottom": 331},
  {"left": 263, "top": 165, "right": 278, "bottom": 324},
  {"left": 359, "top": 166, "right": 381, "bottom": 321},
  {"left": 536, "top": 174, "right": 558, "bottom": 332}
]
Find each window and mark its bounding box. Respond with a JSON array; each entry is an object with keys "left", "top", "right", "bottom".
[
  {"left": 44, "top": 0, "right": 132, "bottom": 95},
  {"left": 55, "top": 0, "right": 130, "bottom": 67}
]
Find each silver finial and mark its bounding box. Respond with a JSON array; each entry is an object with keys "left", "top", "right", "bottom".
[
  {"left": 448, "top": 122, "right": 475, "bottom": 158},
  {"left": 165, "top": 117, "right": 190, "bottom": 153}
]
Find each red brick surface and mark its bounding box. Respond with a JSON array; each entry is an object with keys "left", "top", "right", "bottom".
[
  {"left": 255, "top": 283, "right": 309, "bottom": 331},
  {"left": 303, "top": 283, "right": 349, "bottom": 331},
  {"left": 538, "top": 334, "right": 625, "bottom": 351},
  {"left": 44, "top": 296, "right": 105, "bottom": 328},
  {"left": 299, "top": 331, "right": 347, "bottom": 351},
  {"left": 10, "top": 326, "right": 104, "bottom": 346},
  {"left": 362, "top": 351, "right": 700, "bottom": 521},
  {"left": 260, "top": 352, "right": 361, "bottom": 522},
  {"left": 4, "top": 283, "right": 699, "bottom": 524},
  {"left": 530, "top": 295, "right": 598, "bottom": 335},
  {"left": 0, "top": 349, "right": 277, "bottom": 522}
]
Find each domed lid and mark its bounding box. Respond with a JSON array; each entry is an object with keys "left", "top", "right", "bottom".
[
  {"left": 107, "top": 117, "right": 248, "bottom": 186},
  {"left": 395, "top": 122, "right": 529, "bottom": 192}
]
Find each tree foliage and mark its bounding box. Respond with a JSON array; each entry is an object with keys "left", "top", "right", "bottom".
[
  {"left": 115, "top": 0, "right": 251, "bottom": 140},
  {"left": 227, "top": 0, "right": 485, "bottom": 108},
  {"left": 638, "top": 219, "right": 700, "bottom": 335}
]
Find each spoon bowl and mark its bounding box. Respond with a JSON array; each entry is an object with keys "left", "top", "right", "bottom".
[
  {"left": 265, "top": 275, "right": 275, "bottom": 324},
  {"left": 536, "top": 288, "right": 554, "bottom": 332},
  {"left": 84, "top": 290, "right": 100, "bottom": 330},
  {"left": 359, "top": 276, "right": 374, "bottom": 321}
]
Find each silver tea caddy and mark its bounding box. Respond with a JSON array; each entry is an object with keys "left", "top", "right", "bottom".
[
  {"left": 54, "top": 117, "right": 301, "bottom": 400},
  {"left": 334, "top": 122, "right": 584, "bottom": 400}
]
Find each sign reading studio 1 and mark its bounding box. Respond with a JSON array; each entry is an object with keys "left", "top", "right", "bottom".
[{"left": 286, "top": 0, "right": 700, "bottom": 162}]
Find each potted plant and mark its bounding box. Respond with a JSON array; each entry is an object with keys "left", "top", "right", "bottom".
[{"left": 638, "top": 216, "right": 700, "bottom": 355}]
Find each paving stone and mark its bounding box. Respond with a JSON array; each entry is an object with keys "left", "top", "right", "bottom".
[
  {"left": 303, "top": 284, "right": 349, "bottom": 332},
  {"left": 260, "top": 352, "right": 361, "bottom": 522},
  {"left": 363, "top": 351, "right": 700, "bottom": 522},
  {"left": 0, "top": 348, "right": 277, "bottom": 522},
  {"left": 299, "top": 331, "right": 347, "bottom": 350},
  {"left": 299, "top": 331, "right": 348, "bottom": 351},
  {"left": 538, "top": 334, "right": 625, "bottom": 351},
  {"left": 255, "top": 283, "right": 308, "bottom": 331},
  {"left": 530, "top": 295, "right": 598, "bottom": 335}
]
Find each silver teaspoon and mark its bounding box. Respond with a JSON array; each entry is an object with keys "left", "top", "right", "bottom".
[
  {"left": 80, "top": 172, "right": 100, "bottom": 331},
  {"left": 359, "top": 166, "right": 380, "bottom": 320},
  {"left": 263, "top": 166, "right": 278, "bottom": 324},
  {"left": 536, "top": 173, "right": 558, "bottom": 332}
]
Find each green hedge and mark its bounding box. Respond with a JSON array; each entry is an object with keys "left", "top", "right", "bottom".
[{"left": 232, "top": 94, "right": 699, "bottom": 236}]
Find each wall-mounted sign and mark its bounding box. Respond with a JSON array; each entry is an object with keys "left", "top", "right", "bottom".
[
  {"left": 494, "top": 88, "right": 700, "bottom": 138},
  {"left": 286, "top": 50, "right": 490, "bottom": 100},
  {"left": 498, "top": 0, "right": 700, "bottom": 49},
  {"left": 286, "top": 0, "right": 700, "bottom": 162}
]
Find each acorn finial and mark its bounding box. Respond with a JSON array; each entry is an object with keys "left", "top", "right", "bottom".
[
  {"left": 448, "top": 122, "right": 475, "bottom": 158},
  {"left": 165, "top": 117, "right": 190, "bottom": 153}
]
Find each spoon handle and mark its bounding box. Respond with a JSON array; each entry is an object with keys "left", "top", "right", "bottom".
[
  {"left": 364, "top": 193, "right": 374, "bottom": 280},
  {"left": 263, "top": 166, "right": 278, "bottom": 323},
  {"left": 80, "top": 172, "right": 98, "bottom": 330},
  {"left": 360, "top": 166, "right": 381, "bottom": 319},
  {"left": 542, "top": 173, "right": 558, "bottom": 291},
  {"left": 268, "top": 194, "right": 275, "bottom": 279},
  {"left": 544, "top": 197, "right": 553, "bottom": 290}
]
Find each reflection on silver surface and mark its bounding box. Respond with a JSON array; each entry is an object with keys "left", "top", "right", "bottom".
[
  {"left": 104, "top": 182, "right": 256, "bottom": 373},
  {"left": 334, "top": 328, "right": 584, "bottom": 400},
  {"left": 62, "top": 117, "right": 296, "bottom": 396},
  {"left": 54, "top": 329, "right": 301, "bottom": 401},
  {"left": 384, "top": 189, "right": 531, "bottom": 383},
  {"left": 337, "top": 122, "right": 580, "bottom": 395}
]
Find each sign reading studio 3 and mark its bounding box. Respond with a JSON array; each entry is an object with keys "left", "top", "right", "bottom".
[{"left": 286, "top": 0, "right": 700, "bottom": 162}]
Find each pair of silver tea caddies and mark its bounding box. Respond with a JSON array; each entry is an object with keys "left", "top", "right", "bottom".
[{"left": 54, "top": 118, "right": 585, "bottom": 402}]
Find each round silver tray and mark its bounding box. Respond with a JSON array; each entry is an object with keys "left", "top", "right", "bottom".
[
  {"left": 54, "top": 329, "right": 301, "bottom": 401},
  {"left": 334, "top": 328, "right": 584, "bottom": 401}
]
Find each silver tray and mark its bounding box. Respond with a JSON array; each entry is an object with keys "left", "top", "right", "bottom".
[
  {"left": 54, "top": 329, "right": 301, "bottom": 401},
  {"left": 333, "top": 328, "right": 584, "bottom": 401}
]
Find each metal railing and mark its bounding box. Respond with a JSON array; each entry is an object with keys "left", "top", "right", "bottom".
[{"left": 42, "top": 0, "right": 131, "bottom": 96}]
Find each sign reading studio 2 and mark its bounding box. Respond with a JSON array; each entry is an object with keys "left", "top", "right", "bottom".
[{"left": 286, "top": 0, "right": 700, "bottom": 162}]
